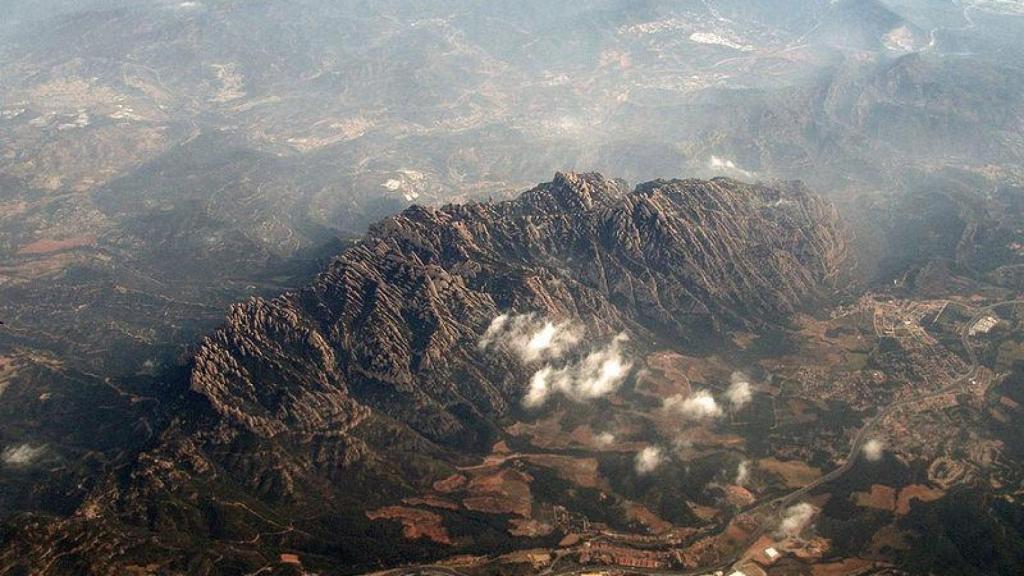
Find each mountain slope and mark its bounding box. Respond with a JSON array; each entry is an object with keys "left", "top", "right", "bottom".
[
  {"left": 192, "top": 172, "right": 845, "bottom": 443},
  {"left": 0, "top": 172, "right": 846, "bottom": 574}
]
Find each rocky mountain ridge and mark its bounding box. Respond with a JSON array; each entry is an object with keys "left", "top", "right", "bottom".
[
  {"left": 0, "top": 172, "right": 847, "bottom": 574},
  {"left": 193, "top": 172, "right": 845, "bottom": 444}
]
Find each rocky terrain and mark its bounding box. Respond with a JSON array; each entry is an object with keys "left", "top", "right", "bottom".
[
  {"left": 0, "top": 173, "right": 846, "bottom": 574},
  {"left": 1, "top": 3, "right": 1021, "bottom": 501},
  {"left": 1, "top": 1, "right": 1023, "bottom": 574}
]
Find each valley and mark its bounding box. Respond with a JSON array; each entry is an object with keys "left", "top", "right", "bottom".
[{"left": 353, "top": 295, "right": 1024, "bottom": 576}]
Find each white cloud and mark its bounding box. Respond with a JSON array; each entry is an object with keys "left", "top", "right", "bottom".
[
  {"left": 595, "top": 432, "right": 616, "bottom": 447},
  {"left": 525, "top": 367, "right": 555, "bottom": 407},
  {"left": 778, "top": 502, "right": 816, "bottom": 537},
  {"left": 568, "top": 334, "right": 631, "bottom": 398},
  {"left": 726, "top": 372, "right": 753, "bottom": 409},
  {"left": 481, "top": 314, "right": 633, "bottom": 408},
  {"left": 862, "top": 439, "right": 885, "bottom": 461},
  {"left": 635, "top": 446, "right": 663, "bottom": 474},
  {"left": 664, "top": 389, "right": 723, "bottom": 420},
  {"left": 709, "top": 155, "right": 755, "bottom": 180},
  {"left": 479, "top": 313, "right": 582, "bottom": 363},
  {"left": 480, "top": 313, "right": 510, "bottom": 345},
  {"left": 526, "top": 322, "right": 566, "bottom": 361},
  {"left": 523, "top": 333, "right": 632, "bottom": 407},
  {"left": 1, "top": 443, "right": 46, "bottom": 467},
  {"left": 735, "top": 460, "right": 751, "bottom": 486}
]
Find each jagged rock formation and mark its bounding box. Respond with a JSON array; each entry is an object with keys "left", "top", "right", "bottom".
[
  {"left": 0, "top": 173, "right": 846, "bottom": 574},
  {"left": 193, "top": 172, "right": 844, "bottom": 445}
]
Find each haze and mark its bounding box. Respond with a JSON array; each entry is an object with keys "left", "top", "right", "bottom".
[{"left": 1, "top": 2, "right": 1024, "bottom": 575}]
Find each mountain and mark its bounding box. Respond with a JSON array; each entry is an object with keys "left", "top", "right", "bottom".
[
  {"left": 190, "top": 172, "right": 844, "bottom": 442},
  {"left": 0, "top": 172, "right": 846, "bottom": 574},
  {"left": 2, "top": 2, "right": 1024, "bottom": 574},
  {"left": 2, "top": 0, "right": 1020, "bottom": 394}
]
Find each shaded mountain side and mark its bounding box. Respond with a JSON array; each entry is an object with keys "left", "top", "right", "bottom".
[
  {"left": 0, "top": 172, "right": 847, "bottom": 574},
  {"left": 867, "top": 168, "right": 1024, "bottom": 293}
]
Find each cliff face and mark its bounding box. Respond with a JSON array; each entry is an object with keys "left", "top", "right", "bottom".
[{"left": 0, "top": 173, "right": 846, "bottom": 573}]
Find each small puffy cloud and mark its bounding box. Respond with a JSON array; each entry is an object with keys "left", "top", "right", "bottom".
[
  {"left": 479, "top": 313, "right": 582, "bottom": 363},
  {"left": 595, "top": 432, "right": 616, "bottom": 447},
  {"left": 523, "top": 333, "right": 632, "bottom": 407},
  {"left": 1, "top": 443, "right": 47, "bottom": 467},
  {"left": 778, "top": 502, "right": 816, "bottom": 537},
  {"left": 726, "top": 372, "right": 753, "bottom": 409},
  {"left": 480, "top": 314, "right": 510, "bottom": 345},
  {"left": 635, "top": 446, "right": 663, "bottom": 475},
  {"left": 709, "top": 155, "right": 755, "bottom": 179},
  {"left": 525, "top": 367, "right": 555, "bottom": 407},
  {"left": 664, "top": 389, "right": 723, "bottom": 420},
  {"left": 735, "top": 460, "right": 751, "bottom": 486},
  {"left": 862, "top": 439, "right": 885, "bottom": 461},
  {"left": 568, "top": 334, "right": 631, "bottom": 397},
  {"left": 482, "top": 314, "right": 632, "bottom": 408}
]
